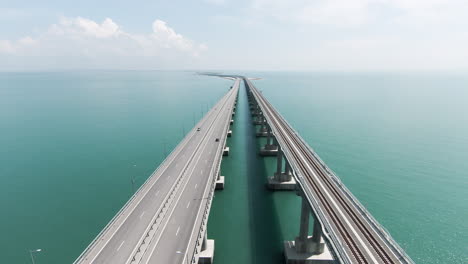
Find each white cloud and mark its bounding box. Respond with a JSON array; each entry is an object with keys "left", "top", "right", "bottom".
[
  {"left": 151, "top": 20, "right": 192, "bottom": 51},
  {"left": 250, "top": 0, "right": 377, "bottom": 27},
  {"left": 0, "top": 40, "right": 15, "bottom": 53},
  {"left": 236, "top": 0, "right": 468, "bottom": 71},
  {"left": 389, "top": 0, "right": 468, "bottom": 27},
  {"left": 49, "top": 17, "right": 121, "bottom": 38},
  {"left": 249, "top": 0, "right": 468, "bottom": 27},
  {"left": 18, "top": 36, "right": 36, "bottom": 46},
  {"left": 0, "top": 16, "right": 207, "bottom": 69},
  {"left": 316, "top": 34, "right": 468, "bottom": 71}
]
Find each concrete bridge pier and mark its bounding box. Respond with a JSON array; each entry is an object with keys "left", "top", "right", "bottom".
[
  {"left": 260, "top": 128, "right": 278, "bottom": 156},
  {"left": 215, "top": 172, "right": 225, "bottom": 190},
  {"left": 252, "top": 110, "right": 262, "bottom": 120},
  {"left": 250, "top": 100, "right": 259, "bottom": 113},
  {"left": 253, "top": 115, "right": 264, "bottom": 125},
  {"left": 249, "top": 100, "right": 257, "bottom": 110},
  {"left": 256, "top": 122, "right": 269, "bottom": 137},
  {"left": 248, "top": 93, "right": 254, "bottom": 106},
  {"left": 284, "top": 194, "right": 334, "bottom": 264},
  {"left": 267, "top": 146, "right": 296, "bottom": 190},
  {"left": 198, "top": 229, "right": 215, "bottom": 264},
  {"left": 223, "top": 146, "right": 230, "bottom": 156},
  {"left": 251, "top": 108, "right": 261, "bottom": 117}
]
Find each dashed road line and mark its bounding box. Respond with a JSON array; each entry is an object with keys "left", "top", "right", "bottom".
[{"left": 117, "top": 241, "right": 125, "bottom": 251}]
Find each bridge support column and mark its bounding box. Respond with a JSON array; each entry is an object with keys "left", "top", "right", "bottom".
[
  {"left": 223, "top": 146, "right": 230, "bottom": 156},
  {"left": 250, "top": 108, "right": 259, "bottom": 116},
  {"left": 252, "top": 113, "right": 263, "bottom": 125},
  {"left": 260, "top": 127, "right": 278, "bottom": 156},
  {"left": 215, "top": 172, "right": 225, "bottom": 190},
  {"left": 284, "top": 194, "right": 334, "bottom": 264},
  {"left": 249, "top": 98, "right": 257, "bottom": 110},
  {"left": 251, "top": 109, "right": 259, "bottom": 117},
  {"left": 267, "top": 146, "right": 296, "bottom": 190},
  {"left": 256, "top": 122, "right": 269, "bottom": 137},
  {"left": 199, "top": 230, "right": 215, "bottom": 264}
]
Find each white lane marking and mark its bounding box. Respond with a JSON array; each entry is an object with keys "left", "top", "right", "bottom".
[
  {"left": 140, "top": 211, "right": 145, "bottom": 219},
  {"left": 117, "top": 241, "right": 125, "bottom": 251},
  {"left": 201, "top": 170, "right": 204, "bottom": 175},
  {"left": 91, "top": 83, "right": 237, "bottom": 264},
  {"left": 177, "top": 86, "right": 239, "bottom": 262},
  {"left": 205, "top": 159, "right": 208, "bottom": 163},
  {"left": 139, "top": 84, "right": 239, "bottom": 264},
  {"left": 176, "top": 226, "right": 180, "bottom": 236},
  {"left": 186, "top": 201, "right": 191, "bottom": 208},
  {"left": 195, "top": 184, "right": 198, "bottom": 189},
  {"left": 254, "top": 88, "right": 380, "bottom": 263},
  {"left": 89, "top": 136, "right": 195, "bottom": 262},
  {"left": 155, "top": 190, "right": 159, "bottom": 196}
]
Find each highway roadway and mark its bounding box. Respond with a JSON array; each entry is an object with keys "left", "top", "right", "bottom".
[
  {"left": 74, "top": 78, "right": 239, "bottom": 264},
  {"left": 245, "top": 77, "right": 413, "bottom": 264}
]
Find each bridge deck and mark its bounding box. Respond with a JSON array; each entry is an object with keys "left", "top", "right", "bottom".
[
  {"left": 245, "top": 78, "right": 413, "bottom": 264},
  {"left": 74, "top": 78, "right": 239, "bottom": 264}
]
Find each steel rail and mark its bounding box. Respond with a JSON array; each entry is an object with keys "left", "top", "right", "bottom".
[
  {"left": 251, "top": 83, "right": 394, "bottom": 263},
  {"left": 248, "top": 81, "right": 368, "bottom": 263},
  {"left": 245, "top": 77, "right": 413, "bottom": 264},
  {"left": 244, "top": 79, "right": 352, "bottom": 264},
  {"left": 261, "top": 94, "right": 394, "bottom": 264}
]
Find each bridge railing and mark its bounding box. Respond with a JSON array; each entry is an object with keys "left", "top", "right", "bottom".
[
  {"left": 256, "top": 81, "right": 414, "bottom": 263},
  {"left": 184, "top": 81, "right": 239, "bottom": 264},
  {"left": 304, "top": 145, "right": 415, "bottom": 263},
  {"left": 73, "top": 103, "right": 215, "bottom": 264},
  {"left": 245, "top": 79, "right": 350, "bottom": 264},
  {"left": 284, "top": 116, "right": 413, "bottom": 263}
]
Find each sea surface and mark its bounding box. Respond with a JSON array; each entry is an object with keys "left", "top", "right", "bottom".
[{"left": 0, "top": 71, "right": 466, "bottom": 264}]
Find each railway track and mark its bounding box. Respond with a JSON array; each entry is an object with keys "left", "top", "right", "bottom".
[{"left": 246, "top": 78, "right": 403, "bottom": 264}]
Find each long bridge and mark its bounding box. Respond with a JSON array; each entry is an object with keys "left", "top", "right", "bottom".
[
  {"left": 245, "top": 77, "right": 414, "bottom": 264},
  {"left": 74, "top": 74, "right": 413, "bottom": 264},
  {"left": 74, "top": 78, "right": 239, "bottom": 264}
]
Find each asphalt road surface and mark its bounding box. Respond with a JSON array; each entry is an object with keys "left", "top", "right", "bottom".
[{"left": 75, "top": 78, "right": 239, "bottom": 264}]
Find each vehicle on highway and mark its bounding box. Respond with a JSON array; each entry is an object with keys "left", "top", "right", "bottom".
[
  {"left": 197, "top": 128, "right": 201, "bottom": 131},
  {"left": 215, "top": 138, "right": 219, "bottom": 142}
]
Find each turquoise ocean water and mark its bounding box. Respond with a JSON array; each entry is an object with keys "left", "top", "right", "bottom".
[{"left": 0, "top": 71, "right": 466, "bottom": 263}]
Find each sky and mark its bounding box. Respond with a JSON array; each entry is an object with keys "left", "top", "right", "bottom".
[{"left": 1, "top": 0, "right": 468, "bottom": 71}]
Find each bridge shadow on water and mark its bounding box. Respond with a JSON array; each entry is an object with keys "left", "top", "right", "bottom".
[
  {"left": 209, "top": 81, "right": 296, "bottom": 264},
  {"left": 245, "top": 112, "right": 286, "bottom": 262}
]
